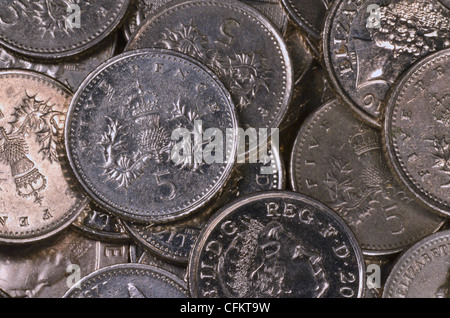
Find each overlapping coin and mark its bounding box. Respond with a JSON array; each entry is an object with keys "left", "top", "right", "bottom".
[{"left": 65, "top": 49, "right": 238, "bottom": 223}]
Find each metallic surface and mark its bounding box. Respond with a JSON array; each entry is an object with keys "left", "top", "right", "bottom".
[
  {"left": 125, "top": 0, "right": 293, "bottom": 129},
  {"left": 0, "top": 230, "right": 130, "bottom": 298},
  {"left": 63, "top": 263, "right": 188, "bottom": 298},
  {"left": 0, "top": 70, "right": 88, "bottom": 244},
  {"left": 189, "top": 191, "right": 365, "bottom": 298},
  {"left": 0, "top": 35, "right": 117, "bottom": 91},
  {"left": 290, "top": 99, "right": 444, "bottom": 255},
  {"left": 124, "top": 146, "right": 285, "bottom": 265},
  {"left": 323, "top": 0, "right": 450, "bottom": 128},
  {"left": 383, "top": 230, "right": 450, "bottom": 298},
  {"left": 383, "top": 49, "right": 450, "bottom": 217},
  {"left": 0, "top": 0, "right": 130, "bottom": 60},
  {"left": 65, "top": 49, "right": 238, "bottom": 223},
  {"left": 72, "top": 202, "right": 130, "bottom": 243}
]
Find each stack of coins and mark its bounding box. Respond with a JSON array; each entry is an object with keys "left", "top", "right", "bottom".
[{"left": 0, "top": 0, "right": 448, "bottom": 299}]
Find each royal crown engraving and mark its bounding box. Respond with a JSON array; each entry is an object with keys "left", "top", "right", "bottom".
[
  {"left": 97, "top": 79, "right": 204, "bottom": 190},
  {"left": 324, "top": 125, "right": 405, "bottom": 226}
]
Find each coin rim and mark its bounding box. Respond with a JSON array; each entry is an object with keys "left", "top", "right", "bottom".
[
  {"left": 0, "top": 69, "right": 89, "bottom": 244},
  {"left": 124, "top": 0, "right": 294, "bottom": 129},
  {"left": 382, "top": 49, "right": 450, "bottom": 218},
  {"left": 63, "top": 263, "right": 189, "bottom": 298},
  {"left": 188, "top": 190, "right": 366, "bottom": 298},
  {"left": 65, "top": 48, "right": 239, "bottom": 224},
  {"left": 322, "top": 0, "right": 382, "bottom": 130},
  {"left": 0, "top": 0, "right": 131, "bottom": 61}
]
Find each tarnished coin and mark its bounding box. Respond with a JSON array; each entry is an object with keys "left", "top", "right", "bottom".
[
  {"left": 138, "top": 251, "right": 187, "bottom": 281},
  {"left": 126, "top": 0, "right": 293, "bottom": 129},
  {"left": 282, "top": 0, "right": 331, "bottom": 39},
  {"left": 63, "top": 264, "right": 188, "bottom": 298},
  {"left": 65, "top": 49, "right": 238, "bottom": 223},
  {"left": 189, "top": 191, "right": 365, "bottom": 298},
  {"left": 0, "top": 35, "right": 117, "bottom": 91},
  {"left": 124, "top": 0, "right": 289, "bottom": 40},
  {"left": 0, "top": 230, "right": 130, "bottom": 298},
  {"left": 72, "top": 202, "right": 130, "bottom": 243},
  {"left": 0, "top": 70, "right": 88, "bottom": 244},
  {"left": 290, "top": 99, "right": 444, "bottom": 255},
  {"left": 323, "top": 0, "right": 450, "bottom": 128},
  {"left": 124, "top": 146, "right": 285, "bottom": 265},
  {"left": 0, "top": 0, "right": 130, "bottom": 60},
  {"left": 383, "top": 49, "right": 450, "bottom": 217},
  {"left": 383, "top": 230, "right": 450, "bottom": 298}
]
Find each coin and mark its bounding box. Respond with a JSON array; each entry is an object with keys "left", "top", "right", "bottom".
[
  {"left": 65, "top": 49, "right": 238, "bottom": 223},
  {"left": 0, "top": 35, "right": 117, "bottom": 91},
  {"left": 138, "top": 251, "right": 187, "bottom": 281},
  {"left": 383, "top": 230, "right": 450, "bottom": 298},
  {"left": 63, "top": 264, "right": 188, "bottom": 298},
  {"left": 0, "top": 230, "right": 130, "bottom": 298},
  {"left": 290, "top": 99, "right": 444, "bottom": 255},
  {"left": 0, "top": 70, "right": 88, "bottom": 244},
  {"left": 124, "top": 146, "right": 285, "bottom": 265},
  {"left": 323, "top": 0, "right": 450, "bottom": 128},
  {"left": 383, "top": 49, "right": 450, "bottom": 217},
  {"left": 282, "top": 0, "right": 331, "bottom": 39},
  {"left": 123, "top": 0, "right": 289, "bottom": 40},
  {"left": 189, "top": 191, "right": 365, "bottom": 298},
  {"left": 71, "top": 202, "right": 130, "bottom": 243},
  {"left": 125, "top": 0, "right": 293, "bottom": 129},
  {"left": 0, "top": 0, "right": 130, "bottom": 60}
]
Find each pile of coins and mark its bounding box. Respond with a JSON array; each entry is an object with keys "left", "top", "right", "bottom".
[{"left": 0, "top": 0, "right": 449, "bottom": 298}]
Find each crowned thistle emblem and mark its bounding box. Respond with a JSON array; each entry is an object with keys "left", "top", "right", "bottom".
[{"left": 0, "top": 93, "right": 64, "bottom": 204}]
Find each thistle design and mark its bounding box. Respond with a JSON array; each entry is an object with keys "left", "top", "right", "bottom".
[{"left": 427, "top": 136, "right": 450, "bottom": 188}]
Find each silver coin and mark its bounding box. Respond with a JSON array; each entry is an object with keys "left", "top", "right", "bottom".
[
  {"left": 124, "top": 0, "right": 289, "bottom": 40},
  {"left": 383, "top": 230, "right": 450, "bottom": 298},
  {"left": 0, "top": 230, "right": 130, "bottom": 298},
  {"left": 125, "top": 0, "right": 293, "bottom": 129},
  {"left": 0, "top": 69, "right": 88, "bottom": 244},
  {"left": 138, "top": 251, "right": 187, "bottom": 281},
  {"left": 0, "top": 0, "right": 130, "bottom": 60},
  {"left": 124, "top": 146, "right": 285, "bottom": 265},
  {"left": 0, "top": 288, "right": 10, "bottom": 298},
  {"left": 282, "top": 0, "right": 331, "bottom": 39},
  {"left": 189, "top": 191, "right": 365, "bottom": 298},
  {"left": 71, "top": 202, "right": 130, "bottom": 243},
  {"left": 63, "top": 263, "right": 188, "bottom": 298},
  {"left": 383, "top": 48, "right": 450, "bottom": 217},
  {"left": 0, "top": 35, "right": 117, "bottom": 91},
  {"left": 323, "top": 0, "right": 450, "bottom": 128},
  {"left": 290, "top": 99, "right": 444, "bottom": 256},
  {"left": 65, "top": 49, "right": 238, "bottom": 223}
]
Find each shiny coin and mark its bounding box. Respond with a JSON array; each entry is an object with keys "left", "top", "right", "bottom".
[
  {"left": 63, "top": 263, "right": 188, "bottom": 298},
  {"left": 72, "top": 202, "right": 130, "bottom": 243},
  {"left": 124, "top": 0, "right": 289, "bottom": 40},
  {"left": 138, "top": 251, "right": 187, "bottom": 281},
  {"left": 0, "top": 35, "right": 117, "bottom": 91},
  {"left": 0, "top": 70, "right": 88, "bottom": 244},
  {"left": 282, "top": 0, "right": 331, "bottom": 39},
  {"left": 0, "top": 0, "right": 130, "bottom": 60},
  {"left": 383, "top": 230, "right": 450, "bottom": 298},
  {"left": 290, "top": 99, "right": 444, "bottom": 255},
  {"left": 65, "top": 49, "right": 238, "bottom": 223},
  {"left": 126, "top": 0, "right": 293, "bottom": 129},
  {"left": 189, "top": 191, "right": 365, "bottom": 298},
  {"left": 383, "top": 49, "right": 450, "bottom": 217},
  {"left": 323, "top": 0, "right": 450, "bottom": 128},
  {"left": 124, "top": 146, "right": 285, "bottom": 265},
  {"left": 0, "top": 230, "right": 130, "bottom": 298}
]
